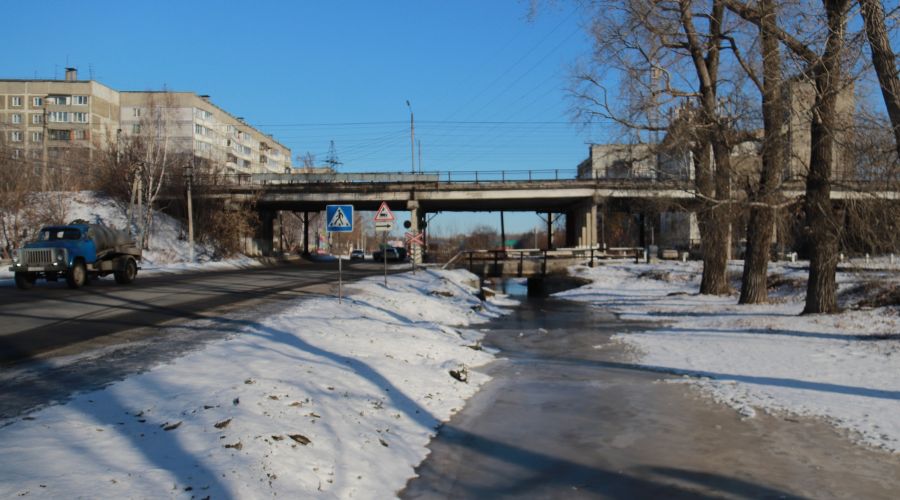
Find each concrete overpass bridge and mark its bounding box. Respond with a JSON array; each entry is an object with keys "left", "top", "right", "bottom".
[{"left": 194, "top": 170, "right": 897, "bottom": 258}]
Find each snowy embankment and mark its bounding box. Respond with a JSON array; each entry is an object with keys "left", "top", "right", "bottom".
[
  {"left": 0, "top": 268, "right": 513, "bottom": 498},
  {"left": 558, "top": 260, "right": 900, "bottom": 453},
  {"left": 0, "top": 191, "right": 261, "bottom": 284}
]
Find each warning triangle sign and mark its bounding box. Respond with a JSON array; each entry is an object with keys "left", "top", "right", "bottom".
[
  {"left": 328, "top": 207, "right": 351, "bottom": 228},
  {"left": 373, "top": 201, "right": 395, "bottom": 222}
]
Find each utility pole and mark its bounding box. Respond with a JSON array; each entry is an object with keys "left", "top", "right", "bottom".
[
  {"left": 185, "top": 162, "right": 194, "bottom": 263},
  {"left": 137, "top": 163, "right": 144, "bottom": 249},
  {"left": 41, "top": 96, "right": 48, "bottom": 191},
  {"left": 406, "top": 100, "right": 415, "bottom": 174},
  {"left": 417, "top": 139, "right": 422, "bottom": 173}
]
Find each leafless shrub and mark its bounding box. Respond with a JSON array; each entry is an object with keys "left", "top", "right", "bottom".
[{"left": 840, "top": 280, "right": 900, "bottom": 308}]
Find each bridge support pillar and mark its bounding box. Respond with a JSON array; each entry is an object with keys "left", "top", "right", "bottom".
[
  {"left": 407, "top": 200, "right": 422, "bottom": 264},
  {"left": 252, "top": 209, "right": 276, "bottom": 257},
  {"left": 567, "top": 200, "right": 599, "bottom": 249},
  {"left": 302, "top": 211, "right": 310, "bottom": 257}
]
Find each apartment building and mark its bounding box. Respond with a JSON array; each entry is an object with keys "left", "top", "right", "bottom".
[
  {"left": 119, "top": 92, "right": 290, "bottom": 174},
  {"left": 0, "top": 68, "right": 119, "bottom": 165},
  {"left": 0, "top": 68, "right": 290, "bottom": 174}
]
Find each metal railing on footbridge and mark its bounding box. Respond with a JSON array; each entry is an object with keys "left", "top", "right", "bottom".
[{"left": 443, "top": 246, "right": 645, "bottom": 277}]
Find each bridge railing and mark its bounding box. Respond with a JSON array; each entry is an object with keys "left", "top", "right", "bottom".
[
  {"left": 197, "top": 169, "right": 584, "bottom": 186},
  {"left": 429, "top": 169, "right": 580, "bottom": 183}
]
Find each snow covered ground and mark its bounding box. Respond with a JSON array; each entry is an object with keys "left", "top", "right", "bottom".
[
  {"left": 1, "top": 191, "right": 525, "bottom": 497},
  {"left": 558, "top": 259, "right": 900, "bottom": 454},
  {"left": 0, "top": 268, "right": 515, "bottom": 498}
]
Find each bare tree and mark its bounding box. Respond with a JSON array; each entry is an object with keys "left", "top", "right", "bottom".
[
  {"left": 574, "top": 0, "right": 749, "bottom": 295},
  {"left": 859, "top": 0, "right": 900, "bottom": 158},
  {"left": 738, "top": 0, "right": 788, "bottom": 304},
  {"left": 0, "top": 142, "right": 38, "bottom": 257},
  {"left": 118, "top": 93, "right": 187, "bottom": 249},
  {"left": 724, "top": 0, "right": 856, "bottom": 313}
]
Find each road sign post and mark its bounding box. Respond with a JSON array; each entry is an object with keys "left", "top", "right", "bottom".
[
  {"left": 374, "top": 202, "right": 395, "bottom": 286},
  {"left": 326, "top": 205, "right": 354, "bottom": 302},
  {"left": 404, "top": 230, "right": 424, "bottom": 274}
]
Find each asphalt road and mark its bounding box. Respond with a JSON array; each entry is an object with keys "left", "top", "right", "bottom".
[{"left": 0, "top": 259, "right": 395, "bottom": 365}]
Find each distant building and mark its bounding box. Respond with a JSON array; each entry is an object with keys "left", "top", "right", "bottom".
[
  {"left": 577, "top": 143, "right": 657, "bottom": 180},
  {"left": 0, "top": 68, "right": 290, "bottom": 174},
  {"left": 784, "top": 78, "right": 854, "bottom": 180}
]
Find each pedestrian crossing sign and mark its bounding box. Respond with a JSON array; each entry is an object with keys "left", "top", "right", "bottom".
[{"left": 326, "top": 205, "right": 354, "bottom": 233}]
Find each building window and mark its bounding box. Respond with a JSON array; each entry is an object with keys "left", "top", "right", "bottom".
[
  {"left": 74, "top": 129, "right": 88, "bottom": 140},
  {"left": 31, "top": 131, "right": 43, "bottom": 142},
  {"left": 48, "top": 129, "right": 71, "bottom": 141},
  {"left": 48, "top": 95, "right": 70, "bottom": 105},
  {"left": 33, "top": 97, "right": 43, "bottom": 106},
  {"left": 48, "top": 111, "right": 69, "bottom": 123},
  {"left": 194, "top": 108, "right": 213, "bottom": 120},
  {"left": 30, "top": 149, "right": 41, "bottom": 159},
  {"left": 9, "top": 131, "right": 23, "bottom": 142},
  {"left": 12, "top": 149, "right": 21, "bottom": 159},
  {"left": 132, "top": 124, "right": 141, "bottom": 134},
  {"left": 10, "top": 96, "right": 23, "bottom": 107},
  {"left": 31, "top": 114, "right": 43, "bottom": 125},
  {"left": 133, "top": 108, "right": 142, "bottom": 117},
  {"left": 73, "top": 112, "right": 89, "bottom": 123},
  {"left": 11, "top": 114, "right": 22, "bottom": 124},
  {"left": 73, "top": 95, "right": 88, "bottom": 105}
]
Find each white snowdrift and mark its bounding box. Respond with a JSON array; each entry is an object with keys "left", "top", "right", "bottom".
[{"left": 0, "top": 268, "right": 512, "bottom": 498}]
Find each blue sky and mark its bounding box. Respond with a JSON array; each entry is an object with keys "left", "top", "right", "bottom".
[{"left": 6, "top": 0, "right": 612, "bottom": 235}]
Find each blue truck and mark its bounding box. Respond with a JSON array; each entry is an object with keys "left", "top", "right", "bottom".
[{"left": 9, "top": 221, "right": 142, "bottom": 290}]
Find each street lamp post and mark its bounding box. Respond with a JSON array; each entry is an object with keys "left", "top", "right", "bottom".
[{"left": 406, "top": 100, "right": 415, "bottom": 174}]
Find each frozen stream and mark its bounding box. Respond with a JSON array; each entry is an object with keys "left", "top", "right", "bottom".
[{"left": 402, "top": 278, "right": 900, "bottom": 499}]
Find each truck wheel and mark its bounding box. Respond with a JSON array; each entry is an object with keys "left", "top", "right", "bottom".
[
  {"left": 66, "top": 261, "right": 87, "bottom": 289},
  {"left": 14, "top": 272, "right": 36, "bottom": 290},
  {"left": 114, "top": 258, "right": 138, "bottom": 284}
]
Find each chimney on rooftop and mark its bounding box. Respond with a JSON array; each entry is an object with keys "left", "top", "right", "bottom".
[
  {"left": 200, "top": 94, "right": 210, "bottom": 101},
  {"left": 65, "top": 67, "right": 77, "bottom": 81}
]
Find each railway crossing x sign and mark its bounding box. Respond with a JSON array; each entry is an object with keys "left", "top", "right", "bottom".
[
  {"left": 326, "top": 205, "right": 354, "bottom": 233},
  {"left": 405, "top": 231, "right": 424, "bottom": 246}
]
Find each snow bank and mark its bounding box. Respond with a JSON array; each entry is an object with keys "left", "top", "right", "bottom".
[
  {"left": 0, "top": 268, "right": 512, "bottom": 498},
  {"left": 558, "top": 260, "right": 900, "bottom": 453},
  {"left": 1, "top": 191, "right": 260, "bottom": 282}
]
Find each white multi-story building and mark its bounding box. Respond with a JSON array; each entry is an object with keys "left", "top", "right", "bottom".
[
  {"left": 119, "top": 91, "right": 290, "bottom": 174},
  {"left": 0, "top": 68, "right": 290, "bottom": 174}
]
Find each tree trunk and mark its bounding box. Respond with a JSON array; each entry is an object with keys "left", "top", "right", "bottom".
[
  {"left": 704, "top": 136, "right": 734, "bottom": 295},
  {"left": 803, "top": 0, "right": 848, "bottom": 314},
  {"left": 693, "top": 138, "right": 732, "bottom": 295},
  {"left": 678, "top": 0, "right": 731, "bottom": 295},
  {"left": 859, "top": 0, "right": 900, "bottom": 159},
  {"left": 740, "top": 0, "right": 784, "bottom": 304}
]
